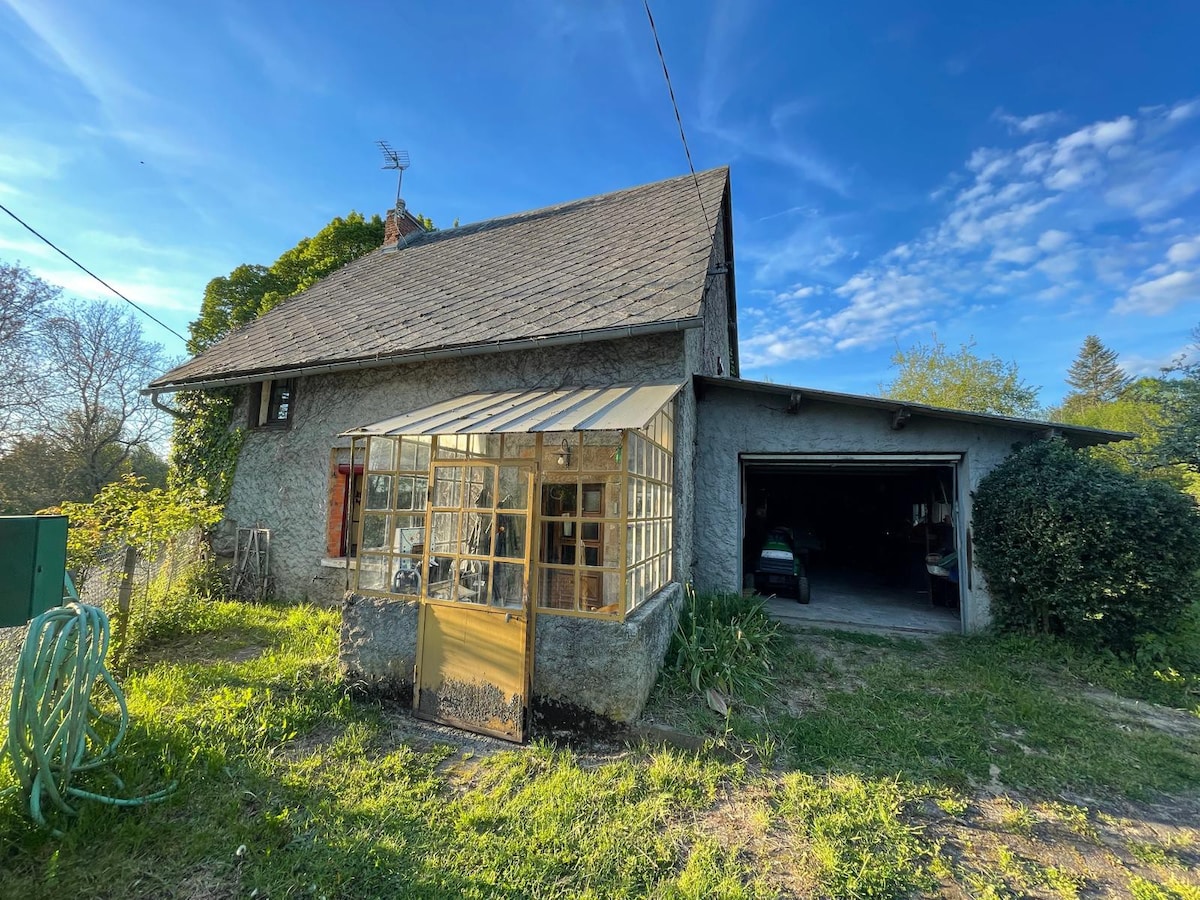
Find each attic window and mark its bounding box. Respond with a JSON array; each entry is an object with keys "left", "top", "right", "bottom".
[{"left": 250, "top": 378, "right": 295, "bottom": 428}]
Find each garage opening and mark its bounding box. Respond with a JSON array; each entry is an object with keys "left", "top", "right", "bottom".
[{"left": 742, "top": 456, "right": 962, "bottom": 634}]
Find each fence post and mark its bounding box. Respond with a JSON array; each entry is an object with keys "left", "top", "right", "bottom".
[{"left": 111, "top": 544, "right": 138, "bottom": 670}]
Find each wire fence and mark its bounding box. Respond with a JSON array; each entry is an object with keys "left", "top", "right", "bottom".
[{"left": 0, "top": 528, "right": 220, "bottom": 697}]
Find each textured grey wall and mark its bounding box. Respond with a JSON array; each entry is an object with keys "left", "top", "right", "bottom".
[
  {"left": 339, "top": 593, "right": 419, "bottom": 695},
  {"left": 694, "top": 385, "right": 1047, "bottom": 632},
  {"left": 533, "top": 582, "right": 682, "bottom": 722}
]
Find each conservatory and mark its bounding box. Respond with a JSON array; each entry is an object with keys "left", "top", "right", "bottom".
[{"left": 340, "top": 383, "right": 680, "bottom": 740}]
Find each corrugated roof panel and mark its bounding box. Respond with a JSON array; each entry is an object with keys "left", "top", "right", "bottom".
[{"left": 341, "top": 382, "right": 684, "bottom": 437}]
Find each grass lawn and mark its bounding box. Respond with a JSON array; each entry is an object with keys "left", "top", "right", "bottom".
[{"left": 2, "top": 601, "right": 1199, "bottom": 899}]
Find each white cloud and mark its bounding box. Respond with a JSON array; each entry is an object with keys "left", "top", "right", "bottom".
[
  {"left": 995, "top": 110, "right": 1065, "bottom": 134},
  {"left": 1168, "top": 99, "right": 1199, "bottom": 122},
  {"left": 776, "top": 284, "right": 821, "bottom": 301},
  {"left": 1115, "top": 270, "right": 1200, "bottom": 315},
  {"left": 1037, "top": 229, "right": 1071, "bottom": 252},
  {"left": 740, "top": 98, "right": 1200, "bottom": 366},
  {"left": 990, "top": 245, "right": 1039, "bottom": 264},
  {"left": 1167, "top": 236, "right": 1200, "bottom": 265}
]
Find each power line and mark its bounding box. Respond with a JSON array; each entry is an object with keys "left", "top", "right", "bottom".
[
  {"left": 642, "top": 0, "right": 713, "bottom": 239},
  {"left": 0, "top": 202, "right": 190, "bottom": 344}
]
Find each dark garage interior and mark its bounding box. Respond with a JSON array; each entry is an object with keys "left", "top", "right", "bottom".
[{"left": 742, "top": 462, "right": 962, "bottom": 629}]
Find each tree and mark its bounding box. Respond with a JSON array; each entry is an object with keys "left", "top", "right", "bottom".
[
  {"left": 881, "top": 335, "right": 1040, "bottom": 416},
  {"left": 1063, "top": 335, "right": 1130, "bottom": 413},
  {"left": 174, "top": 209, "right": 422, "bottom": 500},
  {"left": 0, "top": 262, "right": 59, "bottom": 439},
  {"left": 1156, "top": 324, "right": 1200, "bottom": 475},
  {"left": 35, "top": 301, "right": 165, "bottom": 500}
]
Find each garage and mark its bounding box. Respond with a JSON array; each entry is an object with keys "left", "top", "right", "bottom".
[
  {"left": 741, "top": 455, "right": 962, "bottom": 632},
  {"left": 692, "top": 376, "right": 1128, "bottom": 635}
]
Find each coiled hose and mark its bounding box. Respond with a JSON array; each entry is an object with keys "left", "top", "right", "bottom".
[{"left": 1, "top": 602, "right": 174, "bottom": 832}]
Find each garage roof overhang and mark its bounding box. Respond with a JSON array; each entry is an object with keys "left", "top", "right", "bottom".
[
  {"left": 341, "top": 382, "right": 684, "bottom": 437},
  {"left": 695, "top": 376, "right": 1135, "bottom": 449}
]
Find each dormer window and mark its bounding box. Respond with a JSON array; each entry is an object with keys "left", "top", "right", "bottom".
[{"left": 250, "top": 378, "right": 295, "bottom": 428}]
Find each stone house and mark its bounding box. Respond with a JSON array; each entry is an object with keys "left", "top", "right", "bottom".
[{"left": 148, "top": 167, "right": 1122, "bottom": 740}]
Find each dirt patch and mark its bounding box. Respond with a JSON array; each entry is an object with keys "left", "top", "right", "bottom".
[
  {"left": 923, "top": 791, "right": 1200, "bottom": 898},
  {"left": 1080, "top": 687, "right": 1200, "bottom": 738}
]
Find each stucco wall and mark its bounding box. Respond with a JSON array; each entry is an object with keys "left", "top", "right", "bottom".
[
  {"left": 225, "top": 333, "right": 693, "bottom": 603},
  {"left": 676, "top": 204, "right": 736, "bottom": 585},
  {"left": 694, "top": 385, "right": 1048, "bottom": 632},
  {"left": 340, "top": 593, "right": 419, "bottom": 695},
  {"left": 534, "top": 581, "right": 682, "bottom": 722}
]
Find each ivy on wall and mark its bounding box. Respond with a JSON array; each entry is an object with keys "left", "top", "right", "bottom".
[{"left": 170, "top": 211, "right": 437, "bottom": 504}]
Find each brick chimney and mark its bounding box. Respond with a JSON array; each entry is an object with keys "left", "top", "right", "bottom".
[{"left": 383, "top": 201, "right": 425, "bottom": 247}]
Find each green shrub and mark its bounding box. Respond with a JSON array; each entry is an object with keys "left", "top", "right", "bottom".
[
  {"left": 973, "top": 439, "right": 1200, "bottom": 652},
  {"left": 667, "top": 587, "right": 780, "bottom": 700}
]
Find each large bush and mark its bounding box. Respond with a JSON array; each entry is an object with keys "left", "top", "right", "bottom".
[{"left": 973, "top": 439, "right": 1200, "bottom": 652}]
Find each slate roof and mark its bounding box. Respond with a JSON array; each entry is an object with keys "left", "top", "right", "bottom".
[{"left": 151, "top": 167, "right": 730, "bottom": 390}]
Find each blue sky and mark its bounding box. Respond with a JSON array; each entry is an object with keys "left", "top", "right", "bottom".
[{"left": 2, "top": 0, "right": 1198, "bottom": 403}]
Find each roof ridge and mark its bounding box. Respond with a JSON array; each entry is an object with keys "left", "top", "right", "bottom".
[{"left": 421, "top": 166, "right": 729, "bottom": 240}]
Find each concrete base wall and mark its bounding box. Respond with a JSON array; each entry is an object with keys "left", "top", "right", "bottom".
[
  {"left": 339, "top": 592, "right": 419, "bottom": 696},
  {"left": 338, "top": 582, "right": 683, "bottom": 726},
  {"left": 533, "top": 582, "right": 683, "bottom": 723}
]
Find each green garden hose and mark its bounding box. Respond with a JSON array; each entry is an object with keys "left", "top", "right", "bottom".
[{"left": 1, "top": 602, "right": 174, "bottom": 832}]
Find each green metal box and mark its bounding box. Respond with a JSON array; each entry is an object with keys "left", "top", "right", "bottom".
[{"left": 0, "top": 515, "right": 68, "bottom": 627}]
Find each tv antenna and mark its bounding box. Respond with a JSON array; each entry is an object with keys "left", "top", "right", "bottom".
[{"left": 377, "top": 140, "right": 410, "bottom": 210}]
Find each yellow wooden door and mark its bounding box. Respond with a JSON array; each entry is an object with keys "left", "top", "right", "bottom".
[{"left": 414, "top": 462, "right": 533, "bottom": 741}]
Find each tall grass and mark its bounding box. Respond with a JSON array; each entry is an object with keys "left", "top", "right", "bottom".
[{"left": 667, "top": 587, "right": 781, "bottom": 701}]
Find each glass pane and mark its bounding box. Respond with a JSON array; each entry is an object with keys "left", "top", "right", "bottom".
[
  {"left": 431, "top": 511, "right": 460, "bottom": 554},
  {"left": 542, "top": 481, "right": 578, "bottom": 517},
  {"left": 457, "top": 559, "right": 489, "bottom": 604},
  {"left": 581, "top": 431, "right": 621, "bottom": 471},
  {"left": 396, "top": 476, "right": 415, "bottom": 511},
  {"left": 580, "top": 572, "right": 609, "bottom": 612},
  {"left": 399, "top": 437, "right": 418, "bottom": 471},
  {"left": 538, "top": 568, "right": 575, "bottom": 611},
  {"left": 495, "top": 513, "right": 526, "bottom": 559},
  {"left": 360, "top": 514, "right": 389, "bottom": 551},
  {"left": 581, "top": 483, "right": 604, "bottom": 515},
  {"left": 357, "top": 554, "right": 387, "bottom": 591},
  {"left": 391, "top": 558, "right": 422, "bottom": 596},
  {"left": 426, "top": 557, "right": 456, "bottom": 602},
  {"left": 603, "top": 522, "right": 621, "bottom": 567},
  {"left": 497, "top": 466, "right": 529, "bottom": 509},
  {"left": 463, "top": 511, "right": 493, "bottom": 556},
  {"left": 541, "top": 521, "right": 576, "bottom": 565},
  {"left": 435, "top": 434, "right": 469, "bottom": 459},
  {"left": 492, "top": 562, "right": 526, "bottom": 608},
  {"left": 466, "top": 466, "right": 494, "bottom": 508},
  {"left": 502, "top": 433, "right": 537, "bottom": 460},
  {"left": 433, "top": 467, "right": 462, "bottom": 507},
  {"left": 393, "top": 515, "right": 425, "bottom": 554},
  {"left": 365, "top": 474, "right": 392, "bottom": 510},
  {"left": 412, "top": 477, "right": 428, "bottom": 510},
  {"left": 469, "top": 434, "right": 501, "bottom": 458},
  {"left": 368, "top": 438, "right": 397, "bottom": 471},
  {"left": 602, "top": 570, "right": 621, "bottom": 611}
]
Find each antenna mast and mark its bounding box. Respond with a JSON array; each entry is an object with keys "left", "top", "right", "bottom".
[{"left": 376, "top": 140, "right": 411, "bottom": 211}]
